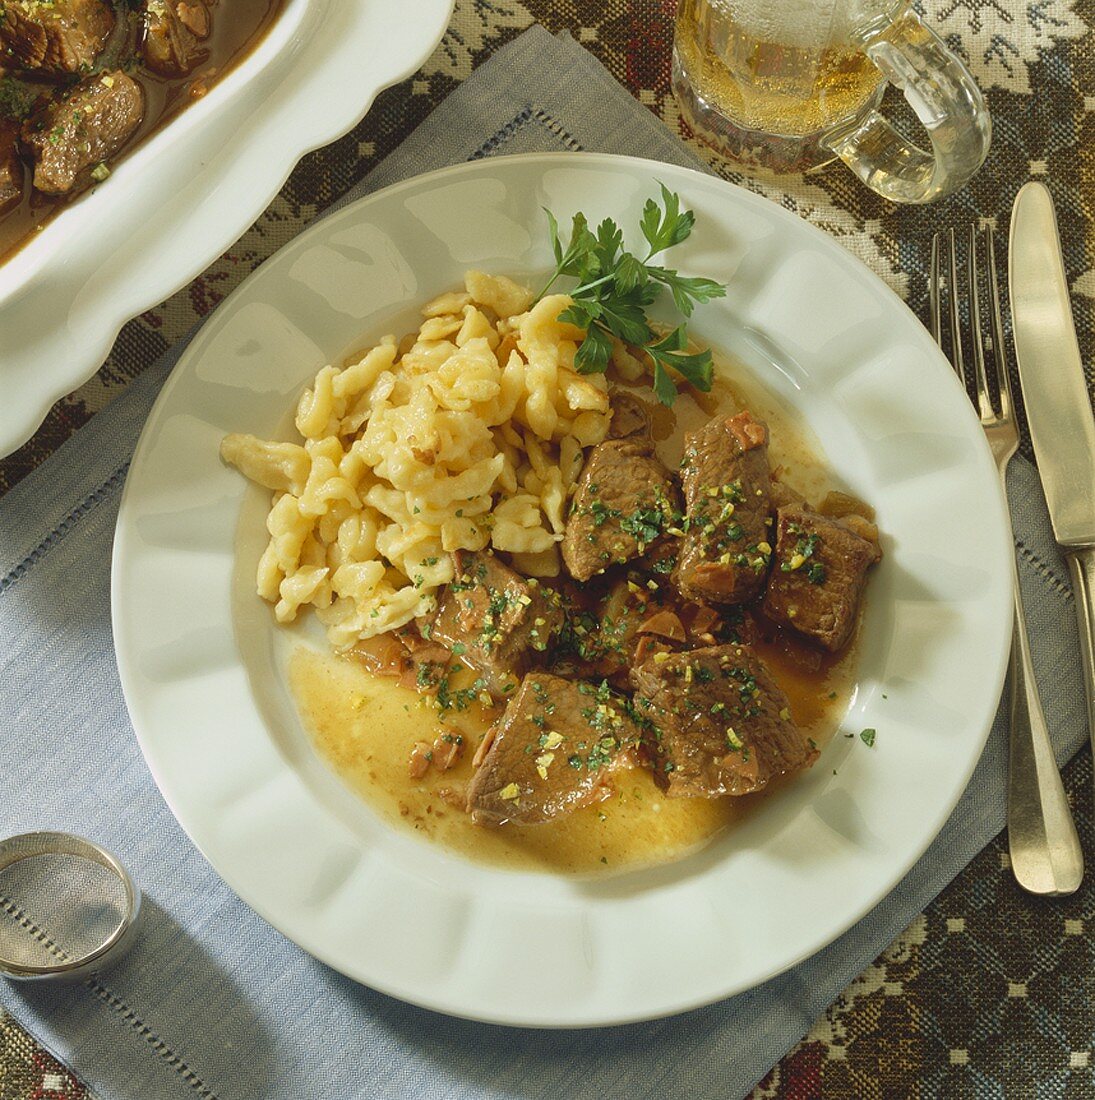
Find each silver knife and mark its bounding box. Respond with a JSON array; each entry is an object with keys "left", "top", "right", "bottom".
[{"left": 1009, "top": 181, "right": 1095, "bottom": 807}]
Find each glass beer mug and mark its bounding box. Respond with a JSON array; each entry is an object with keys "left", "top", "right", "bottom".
[{"left": 673, "top": 0, "right": 991, "bottom": 202}]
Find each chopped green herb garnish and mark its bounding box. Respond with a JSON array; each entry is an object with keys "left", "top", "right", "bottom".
[
  {"left": 860, "top": 728, "right": 877, "bottom": 748},
  {"left": 589, "top": 499, "right": 619, "bottom": 527},
  {"left": 805, "top": 561, "right": 827, "bottom": 585},
  {"left": 0, "top": 77, "right": 35, "bottom": 122},
  {"left": 435, "top": 673, "right": 488, "bottom": 715}
]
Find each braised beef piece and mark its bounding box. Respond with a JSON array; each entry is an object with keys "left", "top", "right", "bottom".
[
  {"left": 634, "top": 535, "right": 679, "bottom": 581},
  {"left": 761, "top": 505, "right": 881, "bottom": 652},
  {"left": 769, "top": 475, "right": 806, "bottom": 510},
  {"left": 0, "top": 0, "right": 114, "bottom": 75},
  {"left": 606, "top": 390, "right": 652, "bottom": 440},
  {"left": 630, "top": 643, "right": 817, "bottom": 798},
  {"left": 675, "top": 410, "right": 773, "bottom": 605},
  {"left": 555, "top": 577, "right": 650, "bottom": 683},
  {"left": 22, "top": 71, "right": 143, "bottom": 194},
  {"left": 561, "top": 437, "right": 679, "bottom": 582},
  {"left": 554, "top": 567, "right": 752, "bottom": 684},
  {"left": 0, "top": 123, "right": 21, "bottom": 214},
  {"left": 430, "top": 549, "right": 564, "bottom": 698},
  {"left": 142, "top": 0, "right": 212, "bottom": 77},
  {"left": 466, "top": 673, "right": 642, "bottom": 825}
]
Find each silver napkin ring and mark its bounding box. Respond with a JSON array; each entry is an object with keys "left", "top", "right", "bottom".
[{"left": 0, "top": 832, "right": 141, "bottom": 982}]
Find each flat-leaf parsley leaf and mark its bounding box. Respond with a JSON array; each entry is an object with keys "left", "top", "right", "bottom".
[{"left": 535, "top": 184, "right": 726, "bottom": 406}]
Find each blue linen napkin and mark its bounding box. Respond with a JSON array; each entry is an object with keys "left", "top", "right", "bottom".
[{"left": 0, "top": 25, "right": 1087, "bottom": 1100}]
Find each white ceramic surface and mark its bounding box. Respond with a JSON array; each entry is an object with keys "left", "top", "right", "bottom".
[
  {"left": 111, "top": 153, "right": 1013, "bottom": 1027},
  {"left": 0, "top": 0, "right": 453, "bottom": 458}
]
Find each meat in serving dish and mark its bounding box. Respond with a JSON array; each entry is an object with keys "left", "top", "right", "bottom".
[{"left": 0, "top": 0, "right": 284, "bottom": 261}]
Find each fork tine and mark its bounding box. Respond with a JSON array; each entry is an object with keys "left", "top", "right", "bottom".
[
  {"left": 968, "top": 225, "right": 994, "bottom": 421},
  {"left": 946, "top": 228, "right": 966, "bottom": 387},
  {"left": 985, "top": 227, "right": 1013, "bottom": 423},
  {"left": 929, "top": 231, "right": 942, "bottom": 345}
]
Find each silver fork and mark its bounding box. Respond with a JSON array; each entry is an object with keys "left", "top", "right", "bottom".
[{"left": 930, "top": 226, "right": 1083, "bottom": 897}]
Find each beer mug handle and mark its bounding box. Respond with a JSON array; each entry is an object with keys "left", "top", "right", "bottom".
[{"left": 826, "top": 10, "right": 991, "bottom": 203}]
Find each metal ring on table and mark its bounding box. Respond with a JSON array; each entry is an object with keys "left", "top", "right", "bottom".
[{"left": 0, "top": 832, "right": 141, "bottom": 982}]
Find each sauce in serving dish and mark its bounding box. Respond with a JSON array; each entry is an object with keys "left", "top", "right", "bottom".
[{"left": 289, "top": 353, "right": 864, "bottom": 875}]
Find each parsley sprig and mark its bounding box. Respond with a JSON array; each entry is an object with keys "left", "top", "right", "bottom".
[{"left": 534, "top": 185, "right": 726, "bottom": 406}]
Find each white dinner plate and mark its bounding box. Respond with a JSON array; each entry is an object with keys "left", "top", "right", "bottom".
[
  {"left": 0, "top": 0, "right": 453, "bottom": 458},
  {"left": 112, "top": 153, "right": 1013, "bottom": 1027}
]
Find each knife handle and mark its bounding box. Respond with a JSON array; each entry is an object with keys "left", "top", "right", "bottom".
[
  {"left": 1007, "top": 574, "right": 1084, "bottom": 896},
  {"left": 1066, "top": 549, "right": 1095, "bottom": 798}
]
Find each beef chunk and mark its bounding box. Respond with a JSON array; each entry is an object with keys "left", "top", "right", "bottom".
[
  {"left": 675, "top": 411, "right": 773, "bottom": 605},
  {"left": 607, "top": 391, "right": 652, "bottom": 441},
  {"left": 22, "top": 71, "right": 142, "bottom": 194},
  {"left": 561, "top": 438, "right": 678, "bottom": 582},
  {"left": 556, "top": 577, "right": 650, "bottom": 682},
  {"left": 466, "top": 673, "right": 641, "bottom": 824},
  {"left": 142, "top": 0, "right": 211, "bottom": 77},
  {"left": 631, "top": 643, "right": 817, "bottom": 797},
  {"left": 769, "top": 476, "right": 806, "bottom": 510},
  {"left": 0, "top": 0, "right": 114, "bottom": 75},
  {"left": 0, "top": 121, "right": 22, "bottom": 214},
  {"left": 762, "top": 505, "right": 881, "bottom": 652},
  {"left": 430, "top": 550, "right": 564, "bottom": 696}
]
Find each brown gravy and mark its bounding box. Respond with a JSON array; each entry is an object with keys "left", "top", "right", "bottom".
[
  {"left": 289, "top": 355, "right": 861, "bottom": 876},
  {"left": 1, "top": 0, "right": 284, "bottom": 262}
]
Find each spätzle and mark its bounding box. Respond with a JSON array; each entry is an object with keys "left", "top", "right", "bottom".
[{"left": 222, "top": 271, "right": 617, "bottom": 651}]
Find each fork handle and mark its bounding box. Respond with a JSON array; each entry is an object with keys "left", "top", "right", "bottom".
[
  {"left": 1007, "top": 564, "right": 1084, "bottom": 896},
  {"left": 1065, "top": 549, "right": 1095, "bottom": 807}
]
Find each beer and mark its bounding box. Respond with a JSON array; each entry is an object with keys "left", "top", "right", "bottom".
[
  {"left": 671, "top": 0, "right": 991, "bottom": 200},
  {"left": 673, "top": 0, "right": 900, "bottom": 170}
]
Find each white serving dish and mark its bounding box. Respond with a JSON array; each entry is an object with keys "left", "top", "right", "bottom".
[{"left": 0, "top": 0, "right": 453, "bottom": 457}]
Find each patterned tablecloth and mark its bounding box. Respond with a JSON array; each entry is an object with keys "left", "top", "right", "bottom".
[{"left": 3, "top": 1, "right": 1095, "bottom": 1097}]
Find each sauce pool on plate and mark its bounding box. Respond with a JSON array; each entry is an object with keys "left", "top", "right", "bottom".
[{"left": 289, "top": 641, "right": 854, "bottom": 875}]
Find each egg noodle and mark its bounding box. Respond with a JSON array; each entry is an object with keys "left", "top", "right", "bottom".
[{"left": 221, "top": 271, "right": 648, "bottom": 650}]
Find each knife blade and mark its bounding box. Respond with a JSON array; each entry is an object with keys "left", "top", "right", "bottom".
[
  {"left": 1010, "top": 181, "right": 1095, "bottom": 812},
  {"left": 1008, "top": 182, "right": 1095, "bottom": 548}
]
